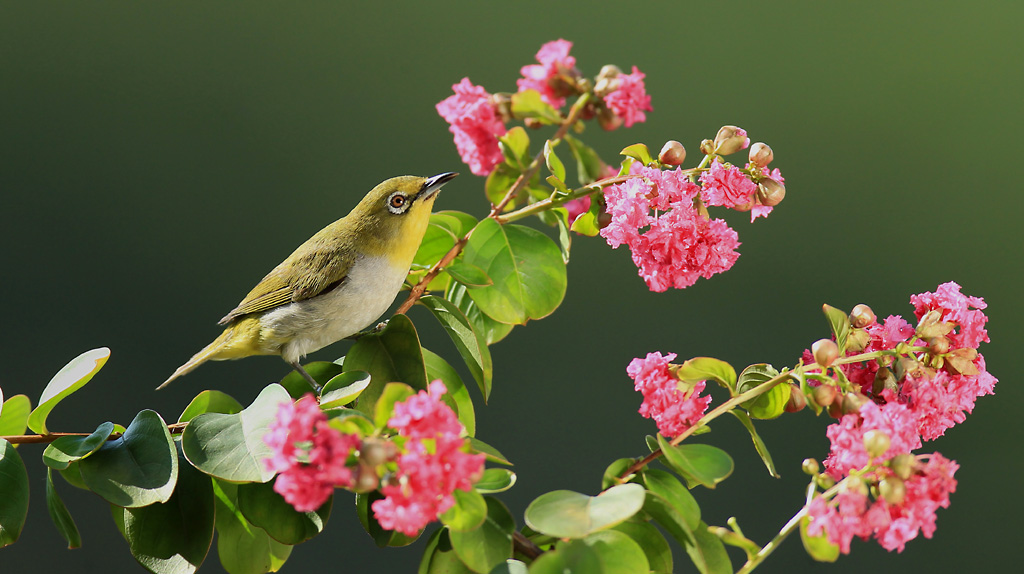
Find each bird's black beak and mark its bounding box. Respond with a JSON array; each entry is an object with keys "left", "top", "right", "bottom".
[{"left": 418, "top": 172, "right": 458, "bottom": 200}]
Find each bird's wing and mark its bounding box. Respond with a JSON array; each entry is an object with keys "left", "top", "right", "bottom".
[{"left": 217, "top": 243, "right": 358, "bottom": 325}]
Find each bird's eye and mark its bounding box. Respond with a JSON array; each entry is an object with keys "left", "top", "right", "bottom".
[{"left": 386, "top": 192, "right": 409, "bottom": 214}]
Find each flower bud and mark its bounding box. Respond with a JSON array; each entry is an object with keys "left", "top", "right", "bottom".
[
  {"left": 352, "top": 463, "right": 381, "bottom": 493},
  {"left": 785, "top": 384, "right": 807, "bottom": 413},
  {"left": 748, "top": 142, "right": 774, "bottom": 166},
  {"left": 658, "top": 140, "right": 686, "bottom": 166},
  {"left": 850, "top": 304, "right": 876, "bottom": 328},
  {"left": 894, "top": 357, "right": 923, "bottom": 380},
  {"left": 712, "top": 125, "right": 750, "bottom": 155},
  {"left": 755, "top": 178, "right": 785, "bottom": 206},
  {"left": 928, "top": 336, "right": 950, "bottom": 355},
  {"left": 873, "top": 367, "right": 898, "bottom": 396},
  {"left": 802, "top": 458, "right": 820, "bottom": 475},
  {"left": 842, "top": 392, "right": 869, "bottom": 416},
  {"left": 811, "top": 339, "right": 840, "bottom": 367},
  {"left": 842, "top": 476, "right": 868, "bottom": 496},
  {"left": 597, "top": 105, "right": 623, "bottom": 131},
  {"left": 846, "top": 329, "right": 870, "bottom": 353},
  {"left": 812, "top": 383, "right": 837, "bottom": 408},
  {"left": 879, "top": 476, "right": 906, "bottom": 505},
  {"left": 827, "top": 399, "right": 845, "bottom": 419},
  {"left": 889, "top": 454, "right": 916, "bottom": 480},
  {"left": 593, "top": 65, "right": 623, "bottom": 97},
  {"left": 815, "top": 473, "right": 835, "bottom": 490},
  {"left": 863, "top": 429, "right": 891, "bottom": 458},
  {"left": 359, "top": 438, "right": 397, "bottom": 466},
  {"left": 700, "top": 138, "right": 716, "bottom": 155}
]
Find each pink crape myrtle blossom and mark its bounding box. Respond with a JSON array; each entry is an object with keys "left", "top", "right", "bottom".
[
  {"left": 264, "top": 393, "right": 361, "bottom": 512},
  {"left": 900, "top": 358, "right": 997, "bottom": 441},
  {"left": 807, "top": 453, "right": 958, "bottom": 554},
  {"left": 436, "top": 78, "right": 507, "bottom": 176},
  {"left": 699, "top": 160, "right": 758, "bottom": 211},
  {"left": 603, "top": 66, "right": 653, "bottom": 128},
  {"left": 601, "top": 166, "right": 738, "bottom": 292},
  {"left": 823, "top": 397, "right": 922, "bottom": 479},
  {"left": 627, "top": 352, "right": 712, "bottom": 437},
  {"left": 517, "top": 39, "right": 576, "bottom": 109},
  {"left": 910, "top": 281, "right": 989, "bottom": 349},
  {"left": 747, "top": 164, "right": 786, "bottom": 221},
  {"left": 372, "top": 381, "right": 485, "bottom": 536},
  {"left": 840, "top": 314, "right": 915, "bottom": 393}
]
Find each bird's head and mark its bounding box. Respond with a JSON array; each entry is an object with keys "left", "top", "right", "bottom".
[{"left": 349, "top": 172, "right": 458, "bottom": 260}]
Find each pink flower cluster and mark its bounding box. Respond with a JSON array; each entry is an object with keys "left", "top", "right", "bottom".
[
  {"left": 823, "top": 396, "right": 922, "bottom": 479},
  {"left": 264, "top": 394, "right": 361, "bottom": 512},
  {"left": 603, "top": 66, "right": 652, "bottom": 128},
  {"left": 436, "top": 78, "right": 507, "bottom": 176},
  {"left": 698, "top": 161, "right": 785, "bottom": 222},
  {"left": 600, "top": 165, "right": 740, "bottom": 291},
  {"left": 517, "top": 39, "right": 576, "bottom": 109},
  {"left": 372, "top": 381, "right": 485, "bottom": 536},
  {"left": 808, "top": 454, "right": 958, "bottom": 553},
  {"left": 627, "top": 352, "right": 712, "bottom": 437}
]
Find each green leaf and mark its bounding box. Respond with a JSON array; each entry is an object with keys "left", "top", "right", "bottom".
[
  {"left": 58, "top": 460, "right": 89, "bottom": 490},
  {"left": 643, "top": 490, "right": 694, "bottom": 546},
  {"left": 601, "top": 458, "right": 636, "bottom": 490},
  {"left": 728, "top": 410, "right": 780, "bottom": 478},
  {"left": 524, "top": 483, "right": 645, "bottom": 539},
  {"left": 419, "top": 528, "right": 476, "bottom": 574},
  {"left": 46, "top": 467, "right": 81, "bottom": 549},
  {"left": 181, "top": 383, "right": 290, "bottom": 483},
  {"left": 547, "top": 175, "right": 571, "bottom": 195},
  {"left": 544, "top": 140, "right": 567, "bottom": 182},
  {"left": 28, "top": 347, "right": 110, "bottom": 434},
  {"left": 178, "top": 390, "right": 244, "bottom": 424},
  {"left": 212, "top": 480, "right": 291, "bottom": 574},
  {"left": 447, "top": 282, "right": 514, "bottom": 345},
  {"left": 344, "top": 314, "right": 428, "bottom": 415},
  {"left": 620, "top": 143, "right": 654, "bottom": 166},
  {"left": 113, "top": 445, "right": 215, "bottom": 574},
  {"left": 657, "top": 436, "right": 734, "bottom": 489},
  {"left": 685, "top": 521, "right": 733, "bottom": 574},
  {"left": 449, "top": 496, "right": 515, "bottom": 573},
  {"left": 474, "top": 468, "right": 516, "bottom": 494},
  {"left": 569, "top": 193, "right": 602, "bottom": 237},
  {"left": 325, "top": 407, "right": 375, "bottom": 436},
  {"left": 43, "top": 421, "right": 115, "bottom": 470},
  {"left": 800, "top": 514, "right": 840, "bottom": 562},
  {"left": 565, "top": 135, "right": 607, "bottom": 185},
  {"left": 487, "top": 559, "right": 528, "bottom": 574},
  {"left": 0, "top": 394, "right": 31, "bottom": 438},
  {"left": 374, "top": 382, "right": 416, "bottom": 429},
  {"left": 237, "top": 478, "right": 331, "bottom": 545},
  {"left": 462, "top": 218, "right": 567, "bottom": 325},
  {"left": 510, "top": 89, "right": 562, "bottom": 124},
  {"left": 319, "top": 370, "right": 372, "bottom": 409},
  {"left": 822, "top": 304, "right": 851, "bottom": 354},
  {"left": 0, "top": 439, "right": 29, "bottom": 547},
  {"left": 611, "top": 521, "right": 673, "bottom": 573},
  {"left": 736, "top": 364, "right": 786, "bottom": 419},
  {"left": 529, "top": 540, "right": 604, "bottom": 574},
  {"left": 499, "top": 126, "right": 531, "bottom": 169},
  {"left": 423, "top": 348, "right": 476, "bottom": 437},
  {"left": 469, "top": 437, "right": 512, "bottom": 466},
  {"left": 440, "top": 488, "right": 488, "bottom": 532},
  {"left": 581, "top": 529, "right": 651, "bottom": 574},
  {"left": 642, "top": 469, "right": 701, "bottom": 530},
  {"left": 80, "top": 409, "right": 178, "bottom": 507},
  {"left": 445, "top": 260, "right": 494, "bottom": 287},
  {"left": 553, "top": 207, "right": 572, "bottom": 263},
  {"left": 418, "top": 295, "right": 493, "bottom": 401},
  {"left": 433, "top": 210, "right": 478, "bottom": 238},
  {"left": 355, "top": 490, "right": 421, "bottom": 547},
  {"left": 279, "top": 362, "right": 344, "bottom": 399},
  {"left": 414, "top": 219, "right": 458, "bottom": 270},
  {"left": 674, "top": 357, "right": 736, "bottom": 391},
  {"left": 486, "top": 163, "right": 521, "bottom": 208}
]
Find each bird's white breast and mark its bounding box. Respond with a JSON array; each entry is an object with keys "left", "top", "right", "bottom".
[{"left": 258, "top": 254, "right": 409, "bottom": 364}]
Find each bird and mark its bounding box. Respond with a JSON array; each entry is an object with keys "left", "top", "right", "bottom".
[{"left": 159, "top": 172, "right": 458, "bottom": 390}]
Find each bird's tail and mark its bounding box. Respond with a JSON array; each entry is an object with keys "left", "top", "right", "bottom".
[{"left": 157, "top": 328, "right": 235, "bottom": 390}]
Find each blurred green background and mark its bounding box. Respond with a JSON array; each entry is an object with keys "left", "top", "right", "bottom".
[{"left": 2, "top": 1, "right": 1021, "bottom": 572}]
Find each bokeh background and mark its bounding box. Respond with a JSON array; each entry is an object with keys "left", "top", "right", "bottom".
[{"left": 3, "top": 1, "right": 1021, "bottom": 572}]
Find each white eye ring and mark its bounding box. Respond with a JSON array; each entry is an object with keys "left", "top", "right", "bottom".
[{"left": 386, "top": 192, "right": 409, "bottom": 214}]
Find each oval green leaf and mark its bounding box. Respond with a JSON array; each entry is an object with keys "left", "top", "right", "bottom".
[
  {"left": 474, "top": 468, "right": 516, "bottom": 494},
  {"left": 0, "top": 439, "right": 29, "bottom": 547},
  {"left": 46, "top": 467, "right": 81, "bottom": 549},
  {"left": 79, "top": 409, "right": 178, "bottom": 507},
  {"left": 374, "top": 382, "right": 416, "bottom": 429},
  {"left": 344, "top": 314, "right": 428, "bottom": 415},
  {"left": 440, "top": 488, "right": 488, "bottom": 532},
  {"left": 237, "top": 478, "right": 331, "bottom": 545},
  {"left": 800, "top": 514, "right": 840, "bottom": 562},
  {"left": 524, "top": 483, "right": 645, "bottom": 539},
  {"left": 643, "top": 490, "right": 694, "bottom": 546},
  {"left": 462, "top": 218, "right": 567, "bottom": 325},
  {"left": 565, "top": 135, "right": 606, "bottom": 185},
  {"left": 822, "top": 304, "right": 851, "bottom": 354},
  {"left": 43, "top": 421, "right": 115, "bottom": 470},
  {"left": 510, "top": 90, "right": 561, "bottom": 125},
  {"left": 178, "top": 390, "right": 244, "bottom": 423},
  {"left": 582, "top": 529, "right": 651, "bottom": 574},
  {"left": 28, "top": 347, "right": 110, "bottom": 434},
  {"left": 319, "top": 370, "right": 372, "bottom": 409},
  {"left": 529, "top": 540, "right": 604, "bottom": 574},
  {"left": 469, "top": 437, "right": 511, "bottom": 466},
  {"left": 611, "top": 521, "right": 673, "bottom": 573},
  {"left": 601, "top": 458, "right": 636, "bottom": 490},
  {"left": 181, "top": 383, "right": 290, "bottom": 483},
  {"left": 0, "top": 394, "right": 32, "bottom": 438},
  {"left": 642, "top": 469, "right": 701, "bottom": 530},
  {"left": 418, "top": 528, "right": 476, "bottom": 574},
  {"left": 445, "top": 260, "right": 493, "bottom": 288},
  {"left": 685, "top": 521, "right": 733, "bottom": 574},
  {"left": 544, "top": 140, "right": 566, "bottom": 182},
  {"left": 674, "top": 357, "right": 736, "bottom": 391},
  {"left": 447, "top": 282, "right": 513, "bottom": 345},
  {"left": 487, "top": 559, "right": 528, "bottom": 574},
  {"left": 212, "top": 480, "right": 292, "bottom": 574},
  {"left": 113, "top": 445, "right": 215, "bottom": 574},
  {"left": 657, "top": 436, "right": 734, "bottom": 490},
  {"left": 423, "top": 348, "right": 476, "bottom": 437},
  {"left": 419, "top": 295, "right": 493, "bottom": 401},
  {"left": 737, "top": 364, "right": 786, "bottom": 420},
  {"left": 279, "top": 361, "right": 344, "bottom": 399},
  {"left": 449, "top": 496, "right": 515, "bottom": 573},
  {"left": 414, "top": 220, "right": 458, "bottom": 270}
]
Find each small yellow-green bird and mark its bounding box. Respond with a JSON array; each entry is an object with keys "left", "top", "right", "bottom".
[{"left": 159, "top": 172, "right": 458, "bottom": 390}]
